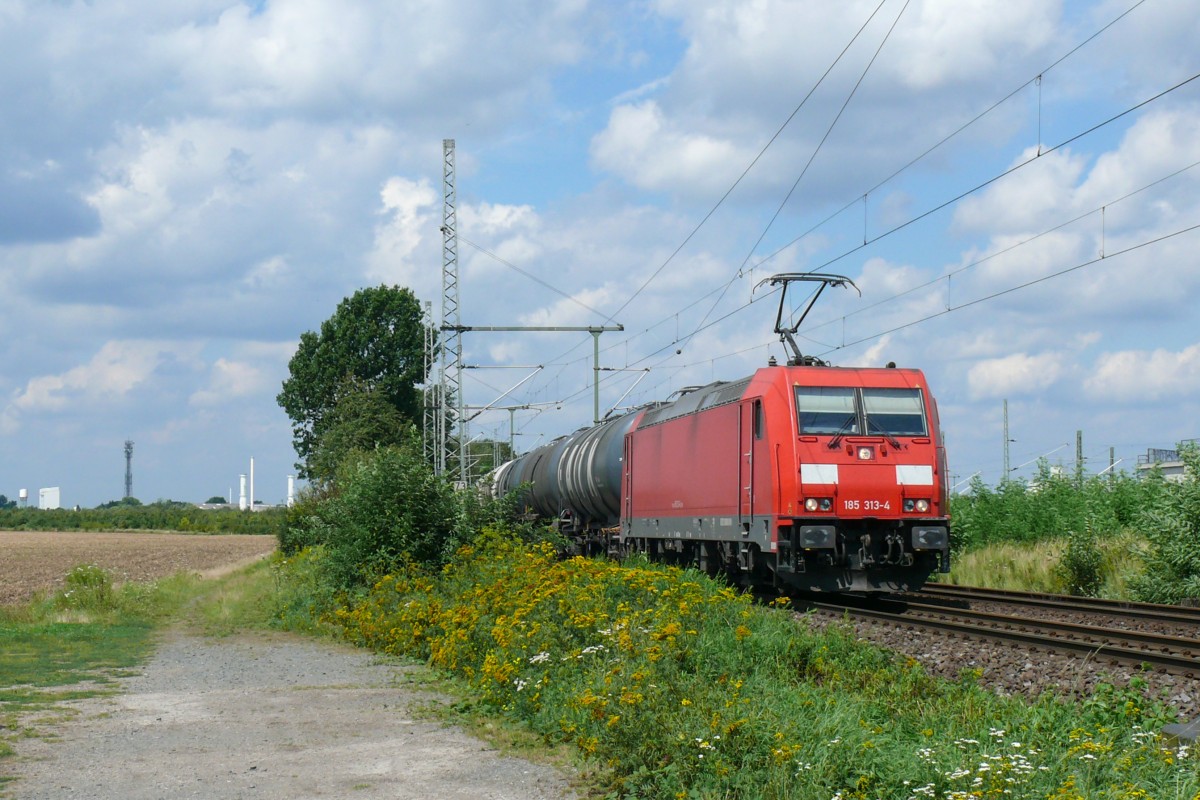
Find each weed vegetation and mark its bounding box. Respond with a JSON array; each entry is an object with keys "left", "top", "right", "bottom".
[
  {"left": 267, "top": 439, "right": 1200, "bottom": 798},
  {"left": 951, "top": 445, "right": 1200, "bottom": 602},
  {"left": 324, "top": 531, "right": 1197, "bottom": 799}
]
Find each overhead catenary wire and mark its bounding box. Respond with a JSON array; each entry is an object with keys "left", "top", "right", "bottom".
[
  {"left": 795, "top": 155, "right": 1200, "bottom": 343},
  {"left": 601, "top": 0, "right": 895, "bottom": 327},
  {"left": 747, "top": 68, "right": 1200, "bottom": 278},
  {"left": 616, "top": 64, "right": 1200, "bottom": 373},
  {"left": 519, "top": 0, "right": 898, "bottom": 391},
  {"left": 682, "top": 0, "right": 911, "bottom": 353},
  {"left": 582, "top": 165, "right": 1200, "bottom": 412},
  {"left": 479, "top": 3, "right": 1194, "bottom": 443},
  {"left": 544, "top": 146, "right": 1200, "bottom": 405},
  {"left": 815, "top": 221, "right": 1200, "bottom": 358},
  {"left": 459, "top": 233, "right": 611, "bottom": 321},
  {"left": 520, "top": 0, "right": 1173, "bottom": 398}
]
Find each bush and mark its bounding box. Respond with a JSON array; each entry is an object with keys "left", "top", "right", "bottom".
[
  {"left": 1129, "top": 444, "right": 1200, "bottom": 603},
  {"left": 55, "top": 564, "right": 116, "bottom": 612},
  {"left": 951, "top": 461, "right": 1165, "bottom": 553},
  {"left": 0, "top": 504, "right": 285, "bottom": 535},
  {"left": 280, "top": 431, "right": 461, "bottom": 592},
  {"left": 1054, "top": 524, "right": 1103, "bottom": 597}
]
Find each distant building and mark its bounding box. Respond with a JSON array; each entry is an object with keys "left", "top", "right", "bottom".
[
  {"left": 1136, "top": 438, "right": 1197, "bottom": 483},
  {"left": 38, "top": 487, "right": 61, "bottom": 510}
]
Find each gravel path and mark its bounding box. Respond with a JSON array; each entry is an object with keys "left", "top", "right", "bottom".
[{"left": 11, "top": 631, "right": 576, "bottom": 800}]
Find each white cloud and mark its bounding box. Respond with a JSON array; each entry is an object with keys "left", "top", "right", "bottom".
[
  {"left": 189, "top": 357, "right": 270, "bottom": 407},
  {"left": 953, "top": 147, "right": 1089, "bottom": 236},
  {"left": 594, "top": 0, "right": 1062, "bottom": 201},
  {"left": 888, "top": 0, "right": 1058, "bottom": 90},
  {"left": 967, "top": 352, "right": 1065, "bottom": 399},
  {"left": 590, "top": 101, "right": 745, "bottom": 194},
  {"left": 1085, "top": 344, "right": 1200, "bottom": 403},
  {"left": 2, "top": 340, "right": 200, "bottom": 431},
  {"left": 365, "top": 176, "right": 440, "bottom": 291}
]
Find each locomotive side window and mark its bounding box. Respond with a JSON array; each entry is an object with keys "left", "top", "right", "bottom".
[
  {"left": 795, "top": 387, "right": 858, "bottom": 435},
  {"left": 753, "top": 399, "right": 764, "bottom": 439},
  {"left": 862, "top": 388, "right": 927, "bottom": 437}
]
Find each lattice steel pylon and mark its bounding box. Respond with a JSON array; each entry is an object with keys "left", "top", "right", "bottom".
[
  {"left": 439, "top": 139, "right": 466, "bottom": 484},
  {"left": 422, "top": 301, "right": 438, "bottom": 467}
]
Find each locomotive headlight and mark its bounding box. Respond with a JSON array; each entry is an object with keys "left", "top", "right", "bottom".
[
  {"left": 857, "top": 446, "right": 874, "bottom": 461},
  {"left": 912, "top": 526, "right": 949, "bottom": 550},
  {"left": 804, "top": 497, "right": 833, "bottom": 512},
  {"left": 903, "top": 498, "right": 931, "bottom": 513}
]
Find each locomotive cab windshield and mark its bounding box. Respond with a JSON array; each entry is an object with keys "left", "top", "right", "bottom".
[{"left": 796, "top": 386, "right": 927, "bottom": 440}]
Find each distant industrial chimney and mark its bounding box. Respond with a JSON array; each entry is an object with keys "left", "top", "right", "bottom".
[{"left": 124, "top": 440, "right": 134, "bottom": 499}]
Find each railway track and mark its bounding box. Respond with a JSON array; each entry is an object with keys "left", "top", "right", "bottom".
[
  {"left": 916, "top": 583, "right": 1200, "bottom": 626},
  {"left": 803, "top": 585, "right": 1200, "bottom": 678}
]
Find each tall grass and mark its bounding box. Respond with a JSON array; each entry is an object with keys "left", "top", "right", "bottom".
[
  {"left": 950, "top": 449, "right": 1200, "bottom": 601},
  {"left": 943, "top": 531, "right": 1148, "bottom": 596},
  {"left": 326, "top": 530, "right": 1198, "bottom": 799}
]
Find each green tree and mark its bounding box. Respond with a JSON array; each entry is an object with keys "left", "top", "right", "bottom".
[
  {"left": 96, "top": 497, "right": 142, "bottom": 509},
  {"left": 306, "top": 378, "right": 412, "bottom": 483},
  {"left": 277, "top": 285, "right": 432, "bottom": 479}
]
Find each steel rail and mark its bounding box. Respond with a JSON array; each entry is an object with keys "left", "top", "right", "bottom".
[
  {"left": 900, "top": 600, "right": 1200, "bottom": 655},
  {"left": 915, "top": 584, "right": 1200, "bottom": 626},
  {"left": 810, "top": 602, "right": 1200, "bottom": 676}
]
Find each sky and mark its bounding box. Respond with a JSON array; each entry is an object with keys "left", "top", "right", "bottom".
[{"left": 2, "top": 0, "right": 1199, "bottom": 508}]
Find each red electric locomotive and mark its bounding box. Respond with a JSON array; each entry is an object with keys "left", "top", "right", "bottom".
[{"left": 493, "top": 274, "right": 951, "bottom": 593}]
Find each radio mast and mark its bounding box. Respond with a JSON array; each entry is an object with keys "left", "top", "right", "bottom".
[{"left": 124, "top": 440, "right": 134, "bottom": 499}]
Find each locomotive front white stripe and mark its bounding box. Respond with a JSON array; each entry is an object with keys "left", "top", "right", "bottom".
[
  {"left": 895, "top": 465, "right": 934, "bottom": 485},
  {"left": 800, "top": 463, "right": 839, "bottom": 484}
]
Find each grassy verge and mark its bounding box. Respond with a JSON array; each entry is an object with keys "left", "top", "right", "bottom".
[
  {"left": 943, "top": 530, "right": 1149, "bottom": 597},
  {"left": 323, "top": 530, "right": 1200, "bottom": 799},
  {"left": 0, "top": 558, "right": 286, "bottom": 793}
]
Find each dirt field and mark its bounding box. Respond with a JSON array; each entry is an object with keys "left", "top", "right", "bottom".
[{"left": 0, "top": 531, "right": 278, "bottom": 605}]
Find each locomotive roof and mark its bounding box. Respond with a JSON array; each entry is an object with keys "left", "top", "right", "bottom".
[{"left": 637, "top": 364, "right": 928, "bottom": 429}]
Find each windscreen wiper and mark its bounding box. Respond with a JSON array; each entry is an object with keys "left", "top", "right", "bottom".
[
  {"left": 867, "top": 418, "right": 902, "bottom": 449},
  {"left": 827, "top": 414, "right": 858, "bottom": 450}
]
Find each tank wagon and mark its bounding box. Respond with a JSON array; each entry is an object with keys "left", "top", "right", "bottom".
[{"left": 493, "top": 362, "right": 950, "bottom": 593}]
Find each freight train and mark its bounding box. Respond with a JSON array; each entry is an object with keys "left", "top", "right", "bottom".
[{"left": 491, "top": 275, "right": 951, "bottom": 593}]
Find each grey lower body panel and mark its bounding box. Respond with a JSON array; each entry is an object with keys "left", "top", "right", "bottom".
[{"left": 620, "top": 514, "right": 948, "bottom": 593}]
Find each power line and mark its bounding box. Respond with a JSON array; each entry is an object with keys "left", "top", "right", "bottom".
[
  {"left": 750, "top": 69, "right": 1200, "bottom": 277},
  {"left": 494, "top": 3, "right": 1188, "bottom": 427},
  {"left": 603, "top": 0, "right": 894, "bottom": 324},
  {"left": 525, "top": 0, "right": 1169, "bottom": 397},
  {"left": 816, "top": 220, "right": 1200, "bottom": 357},
  {"left": 459, "top": 233, "right": 611, "bottom": 320},
  {"left": 584, "top": 0, "right": 1156, "bottom": 370},
  {"left": 797, "top": 156, "right": 1200, "bottom": 341},
  {"left": 682, "top": 0, "right": 911, "bottom": 355}
]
